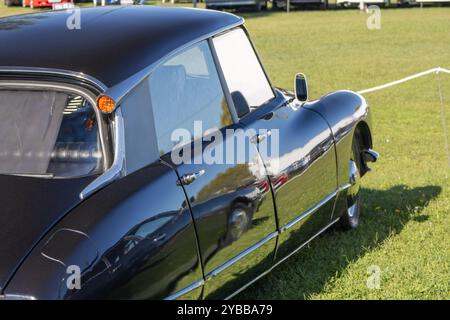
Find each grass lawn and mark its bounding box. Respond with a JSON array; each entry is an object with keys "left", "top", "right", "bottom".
[
  {"left": 1, "top": 3, "right": 449, "bottom": 299},
  {"left": 241, "top": 7, "right": 450, "bottom": 300},
  {"left": 0, "top": 2, "right": 34, "bottom": 17}
]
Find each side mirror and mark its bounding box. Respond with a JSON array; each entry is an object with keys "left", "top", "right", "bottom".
[{"left": 295, "top": 73, "right": 308, "bottom": 103}]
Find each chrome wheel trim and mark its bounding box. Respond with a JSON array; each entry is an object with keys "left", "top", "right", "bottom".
[
  {"left": 347, "top": 201, "right": 358, "bottom": 218},
  {"left": 347, "top": 159, "right": 360, "bottom": 217},
  {"left": 229, "top": 207, "right": 249, "bottom": 240}
]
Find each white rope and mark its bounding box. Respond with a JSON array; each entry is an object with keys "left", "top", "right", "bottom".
[
  {"left": 357, "top": 66, "right": 450, "bottom": 167},
  {"left": 437, "top": 67, "right": 450, "bottom": 75},
  {"left": 357, "top": 67, "right": 450, "bottom": 94}
]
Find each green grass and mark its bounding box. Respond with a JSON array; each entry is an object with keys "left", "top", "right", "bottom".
[
  {"left": 238, "top": 7, "right": 450, "bottom": 299},
  {"left": 1, "top": 3, "right": 449, "bottom": 299},
  {"left": 0, "top": 2, "right": 35, "bottom": 17}
]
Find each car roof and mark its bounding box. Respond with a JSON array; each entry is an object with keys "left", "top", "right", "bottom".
[{"left": 0, "top": 6, "right": 242, "bottom": 88}]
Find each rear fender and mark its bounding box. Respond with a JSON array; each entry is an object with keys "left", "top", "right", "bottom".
[{"left": 303, "top": 90, "right": 371, "bottom": 188}]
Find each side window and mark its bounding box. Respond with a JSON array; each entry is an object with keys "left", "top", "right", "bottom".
[
  {"left": 212, "top": 28, "right": 274, "bottom": 118},
  {"left": 148, "top": 40, "right": 232, "bottom": 155},
  {"left": 0, "top": 88, "right": 104, "bottom": 178}
]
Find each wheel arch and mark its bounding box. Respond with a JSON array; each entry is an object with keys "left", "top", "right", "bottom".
[
  {"left": 354, "top": 120, "right": 374, "bottom": 176},
  {"left": 354, "top": 120, "right": 373, "bottom": 151},
  {"left": 303, "top": 89, "right": 372, "bottom": 186}
]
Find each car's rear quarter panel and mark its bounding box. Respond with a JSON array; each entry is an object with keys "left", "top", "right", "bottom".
[{"left": 4, "top": 162, "right": 203, "bottom": 300}]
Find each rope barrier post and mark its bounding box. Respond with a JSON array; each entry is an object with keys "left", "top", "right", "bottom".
[{"left": 436, "top": 70, "right": 450, "bottom": 168}]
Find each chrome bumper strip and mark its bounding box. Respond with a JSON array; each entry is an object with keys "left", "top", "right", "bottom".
[
  {"left": 225, "top": 217, "right": 341, "bottom": 300},
  {"left": 282, "top": 191, "right": 337, "bottom": 232},
  {"left": 206, "top": 231, "right": 278, "bottom": 280},
  {"left": 164, "top": 279, "right": 204, "bottom": 301}
]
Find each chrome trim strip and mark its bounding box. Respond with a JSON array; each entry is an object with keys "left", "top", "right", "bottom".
[
  {"left": 279, "top": 217, "right": 341, "bottom": 268},
  {"left": 0, "top": 67, "right": 108, "bottom": 92},
  {"left": 205, "top": 231, "right": 278, "bottom": 280},
  {"left": 339, "top": 183, "right": 351, "bottom": 192},
  {"left": 240, "top": 26, "right": 277, "bottom": 100},
  {"left": 105, "top": 18, "right": 245, "bottom": 104},
  {"left": 208, "top": 37, "right": 239, "bottom": 124},
  {"left": 164, "top": 279, "right": 204, "bottom": 300},
  {"left": 225, "top": 217, "right": 341, "bottom": 300},
  {"left": 0, "top": 294, "right": 36, "bottom": 300},
  {"left": 80, "top": 108, "right": 126, "bottom": 199},
  {"left": 281, "top": 191, "right": 337, "bottom": 232}
]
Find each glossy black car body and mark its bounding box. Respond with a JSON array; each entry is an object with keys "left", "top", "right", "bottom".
[{"left": 0, "top": 6, "right": 376, "bottom": 300}]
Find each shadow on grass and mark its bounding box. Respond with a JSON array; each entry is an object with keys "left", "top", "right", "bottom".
[{"left": 235, "top": 184, "right": 441, "bottom": 299}]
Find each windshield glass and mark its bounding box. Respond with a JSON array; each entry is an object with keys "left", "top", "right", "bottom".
[{"left": 0, "top": 88, "right": 104, "bottom": 178}]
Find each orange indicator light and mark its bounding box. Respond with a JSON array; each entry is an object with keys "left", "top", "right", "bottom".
[{"left": 96, "top": 95, "right": 116, "bottom": 114}]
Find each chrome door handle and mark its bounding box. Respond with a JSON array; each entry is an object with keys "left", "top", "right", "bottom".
[
  {"left": 153, "top": 233, "right": 166, "bottom": 242},
  {"left": 251, "top": 130, "right": 272, "bottom": 144},
  {"left": 177, "top": 169, "right": 206, "bottom": 186}
]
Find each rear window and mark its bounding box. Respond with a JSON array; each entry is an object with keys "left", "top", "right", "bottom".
[{"left": 0, "top": 89, "right": 104, "bottom": 178}]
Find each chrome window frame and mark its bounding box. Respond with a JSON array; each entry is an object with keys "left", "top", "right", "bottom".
[
  {"left": 208, "top": 37, "right": 239, "bottom": 124},
  {"left": 0, "top": 67, "right": 108, "bottom": 92},
  {"left": 0, "top": 79, "right": 111, "bottom": 180},
  {"left": 80, "top": 108, "right": 125, "bottom": 199},
  {"left": 209, "top": 26, "right": 277, "bottom": 120}
]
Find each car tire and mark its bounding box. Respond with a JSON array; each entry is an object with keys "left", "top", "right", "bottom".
[
  {"left": 340, "top": 135, "right": 363, "bottom": 230},
  {"left": 223, "top": 203, "right": 252, "bottom": 245}
]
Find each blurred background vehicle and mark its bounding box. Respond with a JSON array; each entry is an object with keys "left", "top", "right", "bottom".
[
  {"left": 336, "top": 0, "right": 385, "bottom": 7},
  {"left": 4, "top": 0, "right": 22, "bottom": 6},
  {"left": 19, "top": 0, "right": 73, "bottom": 8},
  {"left": 205, "top": 0, "right": 268, "bottom": 11},
  {"left": 272, "top": 0, "right": 325, "bottom": 10}
]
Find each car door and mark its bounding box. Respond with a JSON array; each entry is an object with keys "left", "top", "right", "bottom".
[
  {"left": 240, "top": 98, "right": 338, "bottom": 261},
  {"left": 212, "top": 27, "right": 338, "bottom": 263},
  {"left": 146, "top": 40, "right": 278, "bottom": 299}
]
